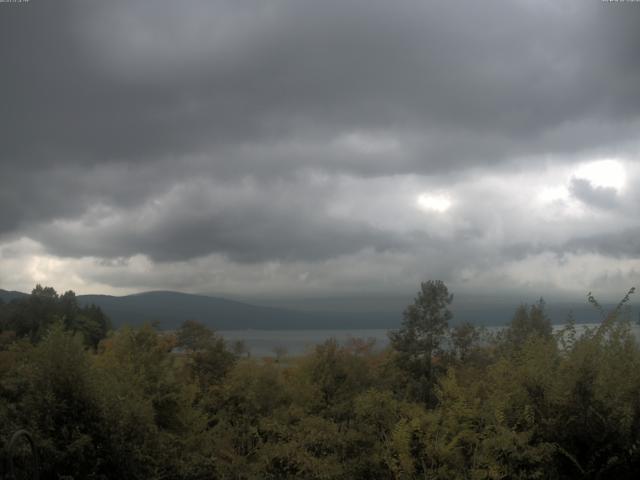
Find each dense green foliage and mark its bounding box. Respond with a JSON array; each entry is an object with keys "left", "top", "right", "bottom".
[
  {"left": 0, "top": 285, "right": 110, "bottom": 348},
  {"left": 0, "top": 284, "right": 639, "bottom": 479}
]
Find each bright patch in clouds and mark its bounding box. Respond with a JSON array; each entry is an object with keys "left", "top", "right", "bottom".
[
  {"left": 537, "top": 185, "right": 570, "bottom": 204},
  {"left": 573, "top": 159, "right": 626, "bottom": 190},
  {"left": 416, "top": 193, "right": 452, "bottom": 213}
]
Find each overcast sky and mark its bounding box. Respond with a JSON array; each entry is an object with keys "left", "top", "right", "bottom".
[{"left": 1, "top": 0, "right": 640, "bottom": 304}]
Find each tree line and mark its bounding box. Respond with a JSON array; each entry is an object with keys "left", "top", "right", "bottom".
[{"left": 0, "top": 282, "right": 639, "bottom": 479}]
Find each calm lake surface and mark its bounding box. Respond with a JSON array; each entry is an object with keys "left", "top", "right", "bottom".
[{"left": 220, "top": 323, "right": 640, "bottom": 357}]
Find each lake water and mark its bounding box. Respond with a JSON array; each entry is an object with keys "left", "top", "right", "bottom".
[{"left": 219, "top": 323, "right": 640, "bottom": 357}]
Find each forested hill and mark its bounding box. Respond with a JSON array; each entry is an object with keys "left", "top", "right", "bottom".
[
  {"left": 76, "top": 291, "right": 398, "bottom": 330},
  {"left": 75, "top": 291, "right": 326, "bottom": 330},
  {"left": 0, "top": 289, "right": 28, "bottom": 303}
]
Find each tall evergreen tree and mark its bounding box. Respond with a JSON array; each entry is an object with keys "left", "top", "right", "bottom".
[{"left": 389, "top": 280, "right": 453, "bottom": 405}]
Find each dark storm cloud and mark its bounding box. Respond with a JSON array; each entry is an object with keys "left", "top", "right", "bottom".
[
  {"left": 31, "top": 183, "right": 409, "bottom": 262},
  {"left": 565, "top": 228, "right": 640, "bottom": 258},
  {"left": 569, "top": 178, "right": 619, "bottom": 210},
  {"left": 4, "top": 0, "right": 640, "bottom": 171},
  {"left": 1, "top": 0, "right": 640, "bottom": 265}
]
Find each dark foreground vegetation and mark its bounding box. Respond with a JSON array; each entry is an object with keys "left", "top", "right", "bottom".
[{"left": 0, "top": 282, "right": 639, "bottom": 479}]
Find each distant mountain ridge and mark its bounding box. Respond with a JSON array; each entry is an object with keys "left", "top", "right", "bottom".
[
  {"left": 78, "top": 290, "right": 309, "bottom": 330},
  {"left": 1, "top": 289, "right": 633, "bottom": 330},
  {"left": 78, "top": 290, "right": 399, "bottom": 330},
  {"left": 1, "top": 288, "right": 396, "bottom": 330},
  {"left": 0, "top": 289, "right": 28, "bottom": 303}
]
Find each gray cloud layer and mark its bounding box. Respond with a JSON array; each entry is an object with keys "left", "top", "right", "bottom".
[
  {"left": 1, "top": 0, "right": 640, "bottom": 297},
  {"left": 569, "top": 178, "right": 619, "bottom": 210}
]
